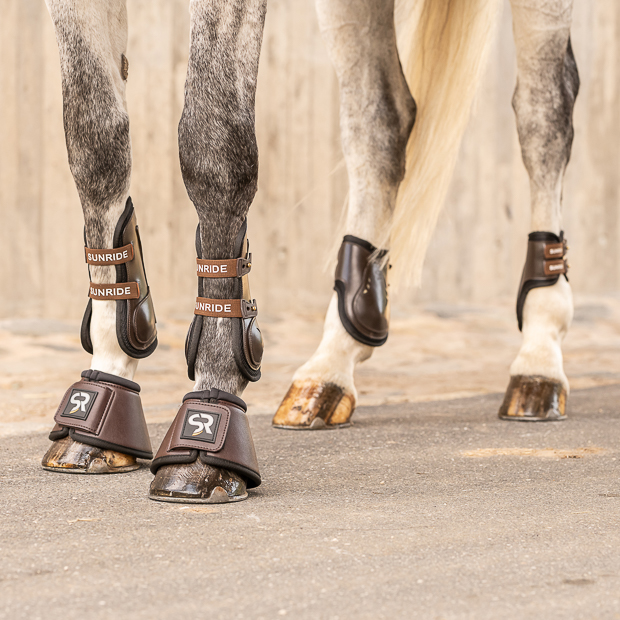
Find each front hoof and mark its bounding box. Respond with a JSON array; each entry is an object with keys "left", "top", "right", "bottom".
[
  {"left": 149, "top": 460, "right": 248, "bottom": 503},
  {"left": 498, "top": 375, "right": 567, "bottom": 421},
  {"left": 41, "top": 436, "right": 139, "bottom": 474},
  {"left": 272, "top": 380, "right": 355, "bottom": 430}
]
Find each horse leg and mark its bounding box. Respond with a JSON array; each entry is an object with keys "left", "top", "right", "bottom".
[
  {"left": 499, "top": 0, "right": 579, "bottom": 420},
  {"left": 42, "top": 0, "right": 157, "bottom": 473},
  {"left": 272, "top": 0, "right": 416, "bottom": 429},
  {"left": 148, "top": 0, "right": 266, "bottom": 502}
]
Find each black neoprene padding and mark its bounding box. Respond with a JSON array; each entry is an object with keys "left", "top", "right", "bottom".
[
  {"left": 182, "top": 388, "right": 247, "bottom": 411},
  {"left": 80, "top": 369, "right": 141, "bottom": 392}
]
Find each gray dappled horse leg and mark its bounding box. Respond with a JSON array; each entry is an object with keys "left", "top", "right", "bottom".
[
  {"left": 42, "top": 0, "right": 144, "bottom": 473},
  {"left": 499, "top": 0, "right": 579, "bottom": 420},
  {"left": 149, "top": 0, "right": 267, "bottom": 502},
  {"left": 272, "top": 0, "right": 416, "bottom": 429}
]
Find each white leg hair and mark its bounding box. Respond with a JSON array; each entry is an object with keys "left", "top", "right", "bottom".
[
  {"left": 508, "top": 0, "right": 577, "bottom": 391},
  {"left": 46, "top": 0, "right": 137, "bottom": 380},
  {"left": 290, "top": 0, "right": 415, "bottom": 400}
]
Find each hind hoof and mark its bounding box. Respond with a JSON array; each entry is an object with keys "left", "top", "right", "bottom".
[
  {"left": 272, "top": 380, "right": 355, "bottom": 430},
  {"left": 149, "top": 460, "right": 248, "bottom": 503},
  {"left": 498, "top": 375, "right": 567, "bottom": 421},
  {"left": 42, "top": 436, "right": 139, "bottom": 474}
]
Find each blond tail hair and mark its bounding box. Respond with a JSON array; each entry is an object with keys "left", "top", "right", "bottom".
[{"left": 388, "top": 0, "right": 501, "bottom": 288}]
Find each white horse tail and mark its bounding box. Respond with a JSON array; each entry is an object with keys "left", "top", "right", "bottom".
[{"left": 389, "top": 0, "right": 502, "bottom": 288}]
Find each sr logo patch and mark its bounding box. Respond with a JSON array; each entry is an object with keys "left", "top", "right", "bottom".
[
  {"left": 181, "top": 409, "right": 222, "bottom": 444},
  {"left": 61, "top": 389, "right": 98, "bottom": 420}
]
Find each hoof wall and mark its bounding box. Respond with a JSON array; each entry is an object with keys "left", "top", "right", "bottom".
[
  {"left": 272, "top": 381, "right": 355, "bottom": 430},
  {"left": 498, "top": 375, "right": 567, "bottom": 421},
  {"left": 149, "top": 460, "right": 248, "bottom": 504},
  {"left": 42, "top": 436, "right": 139, "bottom": 474}
]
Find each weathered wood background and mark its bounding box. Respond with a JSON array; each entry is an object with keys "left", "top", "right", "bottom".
[{"left": 0, "top": 0, "right": 619, "bottom": 321}]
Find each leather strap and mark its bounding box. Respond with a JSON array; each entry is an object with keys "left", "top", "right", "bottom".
[
  {"left": 197, "top": 256, "right": 252, "bottom": 278},
  {"left": 150, "top": 390, "right": 261, "bottom": 488},
  {"left": 194, "top": 297, "right": 258, "bottom": 318},
  {"left": 85, "top": 244, "right": 134, "bottom": 265},
  {"left": 516, "top": 231, "right": 569, "bottom": 331},
  {"left": 89, "top": 282, "right": 140, "bottom": 300},
  {"left": 50, "top": 371, "right": 153, "bottom": 459}
]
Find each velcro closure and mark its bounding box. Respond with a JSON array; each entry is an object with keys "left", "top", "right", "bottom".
[
  {"left": 89, "top": 282, "right": 140, "bottom": 300},
  {"left": 197, "top": 256, "right": 251, "bottom": 278},
  {"left": 194, "top": 297, "right": 257, "bottom": 318},
  {"left": 85, "top": 244, "right": 134, "bottom": 265}
]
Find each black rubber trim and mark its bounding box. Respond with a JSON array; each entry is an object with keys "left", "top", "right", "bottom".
[
  {"left": 199, "top": 453, "right": 261, "bottom": 489},
  {"left": 182, "top": 389, "right": 247, "bottom": 411},
  {"left": 80, "top": 369, "right": 140, "bottom": 393},
  {"left": 69, "top": 428, "right": 153, "bottom": 460},
  {"left": 334, "top": 280, "right": 388, "bottom": 347},
  {"left": 150, "top": 450, "right": 199, "bottom": 475},
  {"left": 185, "top": 315, "right": 202, "bottom": 381},
  {"left": 342, "top": 234, "right": 377, "bottom": 254},
  {"left": 80, "top": 299, "right": 94, "bottom": 354},
  {"left": 49, "top": 427, "right": 69, "bottom": 441}
]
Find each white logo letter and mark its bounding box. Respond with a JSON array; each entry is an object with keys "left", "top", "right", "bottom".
[{"left": 69, "top": 392, "right": 91, "bottom": 414}]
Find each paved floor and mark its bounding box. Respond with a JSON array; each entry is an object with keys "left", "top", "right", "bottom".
[{"left": 2, "top": 386, "right": 620, "bottom": 620}]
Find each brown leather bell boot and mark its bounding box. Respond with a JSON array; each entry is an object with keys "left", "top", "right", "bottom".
[
  {"left": 149, "top": 389, "right": 261, "bottom": 503},
  {"left": 42, "top": 370, "right": 152, "bottom": 474}
]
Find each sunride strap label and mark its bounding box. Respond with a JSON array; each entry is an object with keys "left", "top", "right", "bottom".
[
  {"left": 196, "top": 256, "right": 251, "bottom": 278},
  {"left": 85, "top": 243, "right": 134, "bottom": 265},
  {"left": 89, "top": 282, "right": 140, "bottom": 300}
]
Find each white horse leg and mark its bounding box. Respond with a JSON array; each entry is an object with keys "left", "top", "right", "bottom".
[
  {"left": 42, "top": 0, "right": 156, "bottom": 473},
  {"left": 499, "top": 0, "right": 579, "bottom": 420},
  {"left": 273, "top": 0, "right": 416, "bottom": 429}
]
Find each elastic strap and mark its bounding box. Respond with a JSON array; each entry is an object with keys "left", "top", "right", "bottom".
[
  {"left": 194, "top": 297, "right": 257, "bottom": 318},
  {"left": 89, "top": 282, "right": 140, "bottom": 300}
]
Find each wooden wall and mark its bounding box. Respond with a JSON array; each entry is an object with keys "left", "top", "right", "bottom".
[{"left": 0, "top": 0, "right": 619, "bottom": 321}]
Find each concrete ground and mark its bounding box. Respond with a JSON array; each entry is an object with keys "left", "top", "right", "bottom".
[{"left": 2, "top": 296, "right": 620, "bottom": 618}]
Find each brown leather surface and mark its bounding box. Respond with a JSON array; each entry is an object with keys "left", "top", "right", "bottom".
[
  {"left": 194, "top": 297, "right": 258, "bottom": 318},
  {"left": 121, "top": 210, "right": 157, "bottom": 352},
  {"left": 520, "top": 238, "right": 567, "bottom": 283},
  {"left": 89, "top": 282, "right": 140, "bottom": 300},
  {"left": 52, "top": 376, "right": 152, "bottom": 459},
  {"left": 85, "top": 244, "right": 134, "bottom": 265},
  {"left": 197, "top": 257, "right": 251, "bottom": 278},
  {"left": 516, "top": 232, "right": 568, "bottom": 331},
  {"left": 334, "top": 236, "right": 389, "bottom": 346},
  {"left": 152, "top": 395, "right": 260, "bottom": 488}
]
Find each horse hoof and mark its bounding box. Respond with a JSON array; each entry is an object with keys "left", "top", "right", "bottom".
[
  {"left": 498, "top": 375, "right": 567, "bottom": 421},
  {"left": 272, "top": 380, "right": 355, "bottom": 430},
  {"left": 41, "top": 436, "right": 139, "bottom": 474},
  {"left": 148, "top": 460, "right": 248, "bottom": 503}
]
